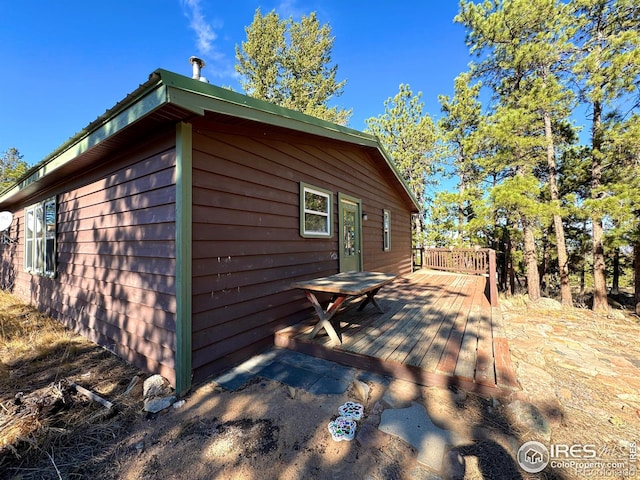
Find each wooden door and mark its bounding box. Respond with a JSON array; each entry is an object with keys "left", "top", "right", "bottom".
[{"left": 339, "top": 195, "right": 362, "bottom": 272}]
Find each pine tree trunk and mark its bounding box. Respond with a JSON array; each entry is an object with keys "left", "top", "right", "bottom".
[
  {"left": 498, "top": 233, "right": 507, "bottom": 292},
  {"left": 611, "top": 247, "right": 620, "bottom": 295},
  {"left": 414, "top": 213, "right": 424, "bottom": 249},
  {"left": 501, "top": 220, "right": 516, "bottom": 296},
  {"left": 508, "top": 224, "right": 516, "bottom": 295},
  {"left": 523, "top": 217, "right": 541, "bottom": 302},
  {"left": 591, "top": 100, "right": 608, "bottom": 312},
  {"left": 580, "top": 220, "right": 588, "bottom": 295},
  {"left": 634, "top": 240, "right": 640, "bottom": 315},
  {"left": 458, "top": 173, "right": 466, "bottom": 245},
  {"left": 540, "top": 227, "right": 549, "bottom": 297},
  {"left": 592, "top": 202, "right": 608, "bottom": 312},
  {"left": 544, "top": 110, "right": 572, "bottom": 306}
]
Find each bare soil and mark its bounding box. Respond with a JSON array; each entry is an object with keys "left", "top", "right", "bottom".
[{"left": 1, "top": 290, "right": 639, "bottom": 480}]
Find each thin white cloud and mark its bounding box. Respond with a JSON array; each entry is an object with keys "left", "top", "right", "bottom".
[
  {"left": 181, "top": 0, "right": 219, "bottom": 57},
  {"left": 180, "top": 0, "right": 239, "bottom": 80},
  {"left": 276, "top": 0, "right": 306, "bottom": 19}
]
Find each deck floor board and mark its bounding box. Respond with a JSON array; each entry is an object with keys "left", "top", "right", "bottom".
[
  {"left": 353, "top": 275, "right": 456, "bottom": 361},
  {"left": 275, "top": 269, "right": 519, "bottom": 396},
  {"left": 404, "top": 275, "right": 471, "bottom": 369}
]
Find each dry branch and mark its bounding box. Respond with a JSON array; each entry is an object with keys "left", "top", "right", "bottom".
[{"left": 69, "top": 383, "right": 114, "bottom": 410}]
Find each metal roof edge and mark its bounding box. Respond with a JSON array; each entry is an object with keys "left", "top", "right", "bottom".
[
  {"left": 0, "top": 73, "right": 168, "bottom": 204},
  {"left": 156, "top": 69, "right": 380, "bottom": 147},
  {"left": 155, "top": 70, "right": 419, "bottom": 210},
  {"left": 0, "top": 68, "right": 417, "bottom": 212}
]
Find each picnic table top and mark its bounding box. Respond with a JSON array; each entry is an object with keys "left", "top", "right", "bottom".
[{"left": 291, "top": 271, "right": 397, "bottom": 296}]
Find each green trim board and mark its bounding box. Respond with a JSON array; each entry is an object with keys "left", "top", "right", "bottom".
[
  {"left": 159, "top": 69, "right": 372, "bottom": 143},
  {"left": 159, "top": 69, "right": 418, "bottom": 209},
  {"left": 0, "top": 69, "right": 418, "bottom": 212},
  {"left": 175, "top": 121, "right": 193, "bottom": 396},
  {"left": 0, "top": 85, "right": 168, "bottom": 205}
]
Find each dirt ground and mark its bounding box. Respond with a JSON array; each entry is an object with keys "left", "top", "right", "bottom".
[{"left": 1, "top": 290, "right": 639, "bottom": 480}]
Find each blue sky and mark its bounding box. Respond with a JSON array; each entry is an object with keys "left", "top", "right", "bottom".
[{"left": 0, "top": 1, "right": 470, "bottom": 166}]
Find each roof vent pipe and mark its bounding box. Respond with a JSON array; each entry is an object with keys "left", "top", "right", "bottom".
[{"left": 189, "top": 56, "right": 209, "bottom": 83}]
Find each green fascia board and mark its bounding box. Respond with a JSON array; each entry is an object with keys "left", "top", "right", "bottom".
[
  {"left": 0, "top": 81, "right": 168, "bottom": 204},
  {"left": 158, "top": 69, "right": 376, "bottom": 145},
  {"left": 156, "top": 69, "right": 419, "bottom": 211},
  {"left": 0, "top": 68, "right": 419, "bottom": 212}
]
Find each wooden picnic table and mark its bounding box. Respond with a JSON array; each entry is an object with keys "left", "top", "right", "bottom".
[{"left": 291, "top": 271, "right": 397, "bottom": 345}]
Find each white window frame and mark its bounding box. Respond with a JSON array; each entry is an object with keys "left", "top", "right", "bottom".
[
  {"left": 300, "top": 182, "right": 333, "bottom": 238},
  {"left": 24, "top": 196, "right": 56, "bottom": 276},
  {"left": 383, "top": 209, "right": 391, "bottom": 251}
]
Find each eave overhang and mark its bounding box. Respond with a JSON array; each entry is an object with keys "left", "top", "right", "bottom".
[{"left": 0, "top": 69, "right": 419, "bottom": 212}]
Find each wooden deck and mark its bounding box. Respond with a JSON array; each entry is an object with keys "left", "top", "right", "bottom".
[{"left": 275, "top": 269, "right": 519, "bottom": 397}]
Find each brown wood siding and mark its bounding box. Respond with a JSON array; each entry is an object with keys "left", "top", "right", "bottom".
[
  {"left": 190, "top": 117, "right": 413, "bottom": 383},
  {"left": 0, "top": 142, "right": 179, "bottom": 384}
]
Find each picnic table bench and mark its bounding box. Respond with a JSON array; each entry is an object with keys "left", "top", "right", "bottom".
[{"left": 291, "top": 271, "right": 397, "bottom": 345}]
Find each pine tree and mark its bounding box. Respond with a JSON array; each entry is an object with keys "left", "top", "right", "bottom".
[
  {"left": 571, "top": 0, "right": 640, "bottom": 312},
  {"left": 0, "top": 147, "right": 28, "bottom": 191},
  {"left": 485, "top": 104, "right": 548, "bottom": 301},
  {"left": 598, "top": 113, "right": 640, "bottom": 308},
  {"left": 235, "top": 9, "right": 286, "bottom": 104},
  {"left": 438, "top": 72, "right": 486, "bottom": 247},
  {"left": 235, "top": 9, "right": 350, "bottom": 125},
  {"left": 457, "top": 0, "right": 576, "bottom": 302},
  {"left": 365, "top": 84, "right": 438, "bottom": 245}
]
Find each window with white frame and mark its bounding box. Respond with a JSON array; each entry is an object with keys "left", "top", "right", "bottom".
[
  {"left": 383, "top": 209, "right": 391, "bottom": 251},
  {"left": 300, "top": 182, "right": 332, "bottom": 238},
  {"left": 24, "top": 197, "right": 56, "bottom": 276}
]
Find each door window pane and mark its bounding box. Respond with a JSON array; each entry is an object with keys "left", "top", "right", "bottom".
[{"left": 343, "top": 208, "right": 356, "bottom": 256}]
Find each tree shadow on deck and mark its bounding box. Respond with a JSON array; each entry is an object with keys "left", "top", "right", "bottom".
[
  {"left": 394, "top": 272, "right": 570, "bottom": 479},
  {"left": 293, "top": 271, "right": 572, "bottom": 479}
]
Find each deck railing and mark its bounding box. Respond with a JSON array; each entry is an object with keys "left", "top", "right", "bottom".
[{"left": 413, "top": 247, "right": 499, "bottom": 307}]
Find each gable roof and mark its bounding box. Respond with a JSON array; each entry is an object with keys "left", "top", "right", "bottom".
[{"left": 0, "top": 69, "right": 419, "bottom": 211}]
